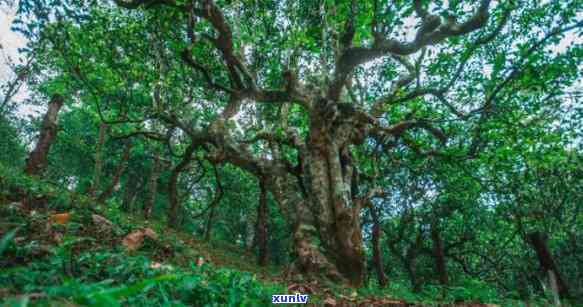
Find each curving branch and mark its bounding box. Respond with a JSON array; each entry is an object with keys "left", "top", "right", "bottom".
[
  {"left": 328, "top": 0, "right": 493, "bottom": 101},
  {"left": 467, "top": 20, "right": 583, "bottom": 157},
  {"left": 114, "top": 0, "right": 178, "bottom": 9},
  {"left": 112, "top": 130, "right": 167, "bottom": 142},
  {"left": 242, "top": 131, "right": 299, "bottom": 149},
  {"left": 168, "top": 141, "right": 198, "bottom": 226},
  {"left": 180, "top": 48, "right": 233, "bottom": 93},
  {"left": 369, "top": 5, "right": 513, "bottom": 120},
  {"left": 0, "top": 54, "right": 33, "bottom": 115},
  {"left": 380, "top": 120, "right": 447, "bottom": 144}
]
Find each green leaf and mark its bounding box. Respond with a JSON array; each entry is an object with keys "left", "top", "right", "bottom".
[{"left": 0, "top": 226, "right": 21, "bottom": 257}]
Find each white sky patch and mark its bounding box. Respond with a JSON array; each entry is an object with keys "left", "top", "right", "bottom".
[
  {"left": 0, "top": 5, "right": 26, "bottom": 73},
  {"left": 482, "top": 64, "right": 493, "bottom": 78},
  {"left": 1, "top": 3, "right": 39, "bottom": 117},
  {"left": 0, "top": 4, "right": 25, "bottom": 80}
]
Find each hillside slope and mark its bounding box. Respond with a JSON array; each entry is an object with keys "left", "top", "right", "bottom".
[{"left": 0, "top": 167, "right": 557, "bottom": 306}]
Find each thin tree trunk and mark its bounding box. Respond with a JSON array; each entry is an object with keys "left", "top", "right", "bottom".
[
  {"left": 389, "top": 228, "right": 423, "bottom": 293},
  {"left": 23, "top": 94, "right": 64, "bottom": 208},
  {"left": 526, "top": 231, "right": 570, "bottom": 299},
  {"left": 204, "top": 204, "right": 217, "bottom": 241},
  {"left": 245, "top": 214, "right": 255, "bottom": 249},
  {"left": 144, "top": 153, "right": 161, "bottom": 219},
  {"left": 168, "top": 143, "right": 196, "bottom": 226},
  {"left": 89, "top": 122, "right": 108, "bottom": 197},
  {"left": 431, "top": 222, "right": 449, "bottom": 286},
  {"left": 408, "top": 230, "right": 424, "bottom": 292},
  {"left": 121, "top": 172, "right": 138, "bottom": 212},
  {"left": 256, "top": 179, "right": 269, "bottom": 266},
  {"left": 204, "top": 166, "right": 223, "bottom": 241},
  {"left": 369, "top": 204, "right": 388, "bottom": 287},
  {"left": 97, "top": 141, "right": 132, "bottom": 203},
  {"left": 24, "top": 94, "right": 64, "bottom": 176},
  {"left": 549, "top": 270, "right": 562, "bottom": 306}
]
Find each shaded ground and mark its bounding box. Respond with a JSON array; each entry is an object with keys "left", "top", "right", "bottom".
[{"left": 0, "top": 201, "right": 514, "bottom": 306}]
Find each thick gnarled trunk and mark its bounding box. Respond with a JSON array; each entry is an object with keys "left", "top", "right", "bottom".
[
  {"left": 306, "top": 120, "right": 365, "bottom": 286},
  {"left": 275, "top": 117, "right": 365, "bottom": 286},
  {"left": 267, "top": 174, "right": 343, "bottom": 283},
  {"left": 212, "top": 110, "right": 366, "bottom": 286}
]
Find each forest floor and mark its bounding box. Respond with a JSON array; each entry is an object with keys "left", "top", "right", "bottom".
[
  {"left": 0, "top": 163, "right": 540, "bottom": 307},
  {"left": 0, "top": 200, "right": 516, "bottom": 307}
]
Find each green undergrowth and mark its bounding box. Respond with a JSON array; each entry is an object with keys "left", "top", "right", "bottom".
[
  {"left": 0, "top": 164, "right": 287, "bottom": 306},
  {"left": 0, "top": 204, "right": 287, "bottom": 306},
  {"left": 117, "top": 214, "right": 282, "bottom": 280},
  {"left": 0, "top": 164, "right": 575, "bottom": 306},
  {"left": 1, "top": 249, "right": 285, "bottom": 306}
]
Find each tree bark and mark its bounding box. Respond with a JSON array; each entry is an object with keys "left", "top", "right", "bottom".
[
  {"left": 526, "top": 231, "right": 570, "bottom": 299},
  {"left": 168, "top": 143, "right": 196, "bottom": 226},
  {"left": 23, "top": 94, "right": 64, "bottom": 208},
  {"left": 89, "top": 123, "right": 108, "bottom": 197},
  {"left": 144, "top": 153, "right": 161, "bottom": 219},
  {"left": 369, "top": 204, "right": 388, "bottom": 287},
  {"left": 24, "top": 94, "right": 64, "bottom": 176},
  {"left": 431, "top": 222, "right": 449, "bottom": 286},
  {"left": 204, "top": 203, "right": 217, "bottom": 241},
  {"left": 203, "top": 110, "right": 367, "bottom": 286},
  {"left": 244, "top": 114, "right": 367, "bottom": 286},
  {"left": 204, "top": 166, "right": 223, "bottom": 241},
  {"left": 89, "top": 122, "right": 108, "bottom": 197},
  {"left": 266, "top": 173, "right": 343, "bottom": 283},
  {"left": 97, "top": 140, "right": 132, "bottom": 203},
  {"left": 388, "top": 227, "right": 423, "bottom": 293},
  {"left": 407, "top": 230, "right": 424, "bottom": 292},
  {"left": 245, "top": 216, "right": 255, "bottom": 249},
  {"left": 121, "top": 171, "right": 139, "bottom": 212},
  {"left": 256, "top": 179, "right": 269, "bottom": 266},
  {"left": 298, "top": 116, "right": 365, "bottom": 286},
  {"left": 405, "top": 230, "right": 423, "bottom": 293}
]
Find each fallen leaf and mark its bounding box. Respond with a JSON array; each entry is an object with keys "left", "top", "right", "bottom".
[
  {"left": 323, "top": 297, "right": 337, "bottom": 306},
  {"left": 92, "top": 214, "right": 114, "bottom": 233},
  {"left": 122, "top": 230, "right": 145, "bottom": 251},
  {"left": 50, "top": 213, "right": 71, "bottom": 225},
  {"left": 143, "top": 228, "right": 158, "bottom": 240},
  {"left": 122, "top": 228, "right": 159, "bottom": 252}
]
